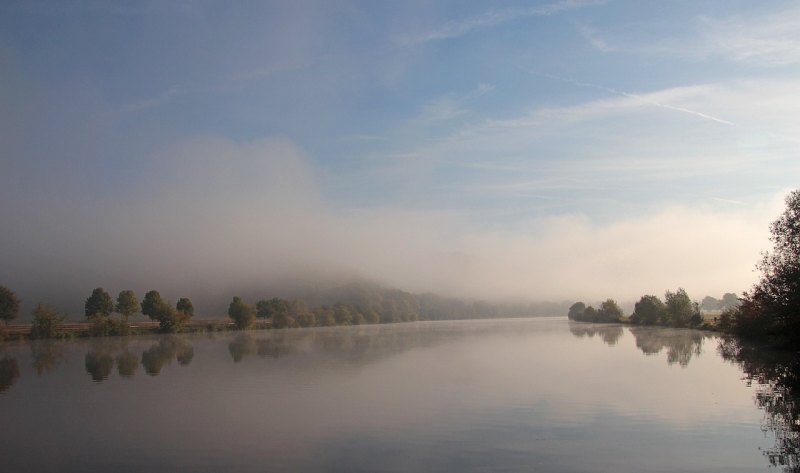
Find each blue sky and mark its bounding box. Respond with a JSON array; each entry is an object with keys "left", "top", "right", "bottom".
[{"left": 1, "top": 0, "right": 799, "bottom": 309}]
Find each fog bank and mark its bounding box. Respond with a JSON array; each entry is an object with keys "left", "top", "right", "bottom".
[{"left": 0, "top": 137, "right": 777, "bottom": 316}]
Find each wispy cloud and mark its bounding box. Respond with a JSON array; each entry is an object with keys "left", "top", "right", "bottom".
[
  {"left": 398, "top": 0, "right": 605, "bottom": 46},
  {"left": 119, "top": 84, "right": 188, "bottom": 114},
  {"left": 533, "top": 72, "right": 736, "bottom": 126},
  {"left": 581, "top": 4, "right": 800, "bottom": 67}
]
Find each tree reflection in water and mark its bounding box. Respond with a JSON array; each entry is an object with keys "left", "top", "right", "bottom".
[
  {"left": 30, "top": 340, "right": 66, "bottom": 375},
  {"left": 568, "top": 322, "right": 624, "bottom": 346},
  {"left": 0, "top": 355, "right": 20, "bottom": 393},
  {"left": 82, "top": 336, "right": 194, "bottom": 380},
  {"left": 141, "top": 337, "right": 194, "bottom": 375},
  {"left": 628, "top": 327, "right": 708, "bottom": 367},
  {"left": 720, "top": 338, "right": 800, "bottom": 472}
]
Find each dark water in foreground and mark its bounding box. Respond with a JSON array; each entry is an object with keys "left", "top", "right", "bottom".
[{"left": 1, "top": 318, "right": 797, "bottom": 472}]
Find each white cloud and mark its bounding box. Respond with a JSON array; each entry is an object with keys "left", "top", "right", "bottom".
[
  {"left": 398, "top": 0, "right": 605, "bottom": 46},
  {"left": 581, "top": 4, "right": 800, "bottom": 67}
]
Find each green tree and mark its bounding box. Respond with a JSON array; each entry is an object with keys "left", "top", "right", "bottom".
[
  {"left": 568, "top": 302, "right": 586, "bottom": 321},
  {"left": 333, "top": 303, "right": 354, "bottom": 326},
  {"left": 141, "top": 290, "right": 165, "bottom": 320},
  {"left": 0, "top": 285, "right": 21, "bottom": 324},
  {"left": 720, "top": 292, "right": 740, "bottom": 310},
  {"left": 665, "top": 288, "right": 693, "bottom": 327},
  {"left": 116, "top": 290, "right": 139, "bottom": 320},
  {"left": 228, "top": 296, "right": 255, "bottom": 329},
  {"left": 598, "top": 299, "right": 623, "bottom": 322},
  {"left": 292, "top": 299, "right": 316, "bottom": 328},
  {"left": 85, "top": 287, "right": 114, "bottom": 318},
  {"left": 176, "top": 298, "right": 194, "bottom": 317},
  {"left": 739, "top": 189, "right": 800, "bottom": 343},
  {"left": 583, "top": 306, "right": 598, "bottom": 322},
  {"left": 700, "top": 296, "right": 720, "bottom": 311},
  {"left": 30, "top": 304, "right": 65, "bottom": 339},
  {"left": 631, "top": 295, "right": 665, "bottom": 325},
  {"left": 256, "top": 298, "right": 290, "bottom": 319},
  {"left": 157, "top": 304, "right": 189, "bottom": 333}
]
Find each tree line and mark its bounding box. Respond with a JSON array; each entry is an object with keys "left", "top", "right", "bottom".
[
  {"left": 568, "top": 189, "right": 800, "bottom": 347},
  {"left": 0, "top": 281, "right": 572, "bottom": 339},
  {"left": 567, "top": 288, "right": 704, "bottom": 328}
]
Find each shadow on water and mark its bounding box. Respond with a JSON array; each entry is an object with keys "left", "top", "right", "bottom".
[{"left": 720, "top": 338, "right": 800, "bottom": 472}]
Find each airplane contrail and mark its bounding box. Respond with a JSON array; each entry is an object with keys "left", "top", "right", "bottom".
[{"left": 533, "top": 71, "right": 737, "bottom": 127}]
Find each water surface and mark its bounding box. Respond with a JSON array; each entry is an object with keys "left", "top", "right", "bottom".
[{"left": 0, "top": 318, "right": 792, "bottom": 472}]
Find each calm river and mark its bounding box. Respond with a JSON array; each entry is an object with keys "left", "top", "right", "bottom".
[{"left": 1, "top": 317, "right": 797, "bottom": 472}]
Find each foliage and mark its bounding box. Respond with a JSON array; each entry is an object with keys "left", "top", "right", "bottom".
[
  {"left": 720, "top": 292, "right": 740, "bottom": 310},
  {"left": 736, "top": 190, "right": 800, "bottom": 344},
  {"left": 87, "top": 314, "right": 131, "bottom": 337},
  {"left": 228, "top": 296, "right": 255, "bottom": 329},
  {"left": 256, "top": 298, "right": 290, "bottom": 319},
  {"left": 116, "top": 290, "right": 139, "bottom": 319},
  {"left": 141, "top": 290, "right": 165, "bottom": 320},
  {"left": 630, "top": 295, "right": 665, "bottom": 325},
  {"left": 158, "top": 306, "right": 190, "bottom": 333},
  {"left": 0, "top": 285, "right": 21, "bottom": 324},
  {"left": 85, "top": 287, "right": 115, "bottom": 318},
  {"left": 598, "top": 299, "right": 623, "bottom": 323},
  {"left": 30, "top": 304, "right": 66, "bottom": 339},
  {"left": 176, "top": 298, "right": 194, "bottom": 317},
  {"left": 664, "top": 288, "right": 695, "bottom": 327},
  {"left": 567, "top": 302, "right": 586, "bottom": 321},
  {"left": 567, "top": 300, "right": 622, "bottom": 324}
]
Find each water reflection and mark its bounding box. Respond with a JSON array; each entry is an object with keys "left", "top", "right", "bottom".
[
  {"left": 568, "top": 322, "right": 624, "bottom": 345},
  {"left": 0, "top": 355, "right": 19, "bottom": 393},
  {"left": 116, "top": 352, "right": 139, "bottom": 378},
  {"left": 141, "top": 337, "right": 194, "bottom": 375},
  {"left": 720, "top": 338, "right": 800, "bottom": 472},
  {"left": 567, "top": 322, "right": 710, "bottom": 367},
  {"left": 31, "top": 340, "right": 66, "bottom": 375},
  {"left": 628, "top": 327, "right": 709, "bottom": 367}
]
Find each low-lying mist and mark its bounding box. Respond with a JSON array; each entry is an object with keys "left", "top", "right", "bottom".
[{"left": 0, "top": 136, "right": 777, "bottom": 317}]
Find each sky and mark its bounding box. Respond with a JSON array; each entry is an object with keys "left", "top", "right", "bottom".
[{"left": 1, "top": 0, "right": 799, "bottom": 314}]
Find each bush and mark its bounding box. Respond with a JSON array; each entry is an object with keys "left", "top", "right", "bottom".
[{"left": 30, "top": 304, "right": 66, "bottom": 339}]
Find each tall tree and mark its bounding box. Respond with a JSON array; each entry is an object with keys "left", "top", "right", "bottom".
[
  {"left": 0, "top": 285, "right": 20, "bottom": 324},
  {"left": 176, "top": 298, "right": 194, "bottom": 317},
  {"left": 631, "top": 295, "right": 666, "bottom": 325},
  {"left": 30, "top": 304, "right": 65, "bottom": 339},
  {"left": 741, "top": 189, "right": 800, "bottom": 342},
  {"left": 141, "top": 290, "right": 165, "bottom": 320},
  {"left": 568, "top": 302, "right": 586, "bottom": 321},
  {"left": 85, "top": 287, "right": 114, "bottom": 318},
  {"left": 228, "top": 296, "right": 255, "bottom": 329},
  {"left": 116, "top": 290, "right": 139, "bottom": 320},
  {"left": 598, "top": 299, "right": 623, "bottom": 323},
  {"left": 665, "top": 288, "right": 693, "bottom": 327}
]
